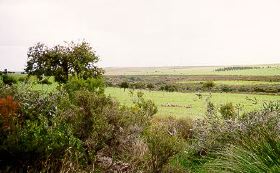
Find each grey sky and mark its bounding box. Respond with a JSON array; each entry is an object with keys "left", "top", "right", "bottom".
[{"left": 1, "top": 0, "right": 280, "bottom": 71}]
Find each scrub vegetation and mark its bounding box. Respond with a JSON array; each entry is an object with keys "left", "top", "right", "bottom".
[{"left": 1, "top": 41, "right": 280, "bottom": 172}]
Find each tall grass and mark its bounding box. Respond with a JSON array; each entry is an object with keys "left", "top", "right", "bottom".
[{"left": 204, "top": 129, "right": 280, "bottom": 172}]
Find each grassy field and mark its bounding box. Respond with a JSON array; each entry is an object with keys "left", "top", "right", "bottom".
[
  {"left": 106, "top": 87, "right": 280, "bottom": 119},
  {"left": 30, "top": 83, "right": 59, "bottom": 93},
  {"left": 105, "top": 65, "right": 280, "bottom": 76},
  {"left": 177, "top": 80, "right": 280, "bottom": 86}
]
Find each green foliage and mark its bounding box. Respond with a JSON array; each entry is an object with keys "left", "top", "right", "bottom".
[
  {"left": 119, "top": 81, "right": 129, "bottom": 91},
  {"left": 0, "top": 85, "right": 82, "bottom": 172},
  {"left": 147, "top": 83, "right": 155, "bottom": 90},
  {"left": 203, "top": 81, "right": 215, "bottom": 90},
  {"left": 204, "top": 130, "right": 280, "bottom": 173},
  {"left": 160, "top": 84, "right": 177, "bottom": 92},
  {"left": 38, "top": 78, "right": 52, "bottom": 85},
  {"left": 18, "top": 76, "right": 27, "bottom": 83},
  {"left": 0, "top": 83, "right": 160, "bottom": 172},
  {"left": 219, "top": 103, "right": 236, "bottom": 119},
  {"left": 2, "top": 74, "right": 280, "bottom": 172},
  {"left": 263, "top": 101, "right": 280, "bottom": 112},
  {"left": 221, "top": 85, "right": 232, "bottom": 92},
  {"left": 143, "top": 122, "right": 185, "bottom": 173},
  {"left": 106, "top": 87, "right": 280, "bottom": 118},
  {"left": 64, "top": 77, "right": 105, "bottom": 96},
  {"left": 133, "top": 91, "right": 158, "bottom": 118},
  {"left": 179, "top": 101, "right": 280, "bottom": 172},
  {"left": 207, "top": 101, "right": 217, "bottom": 117},
  {"left": 2, "top": 74, "right": 17, "bottom": 85},
  {"left": 25, "top": 41, "right": 104, "bottom": 83},
  {"left": 132, "top": 82, "right": 146, "bottom": 89}
]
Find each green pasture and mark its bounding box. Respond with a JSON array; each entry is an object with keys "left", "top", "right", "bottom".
[
  {"left": 30, "top": 83, "right": 59, "bottom": 93},
  {"left": 106, "top": 87, "right": 280, "bottom": 119},
  {"left": 177, "top": 80, "right": 280, "bottom": 86},
  {"left": 105, "top": 65, "right": 280, "bottom": 76}
]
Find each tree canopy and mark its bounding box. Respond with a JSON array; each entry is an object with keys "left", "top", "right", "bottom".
[{"left": 25, "top": 41, "right": 104, "bottom": 83}]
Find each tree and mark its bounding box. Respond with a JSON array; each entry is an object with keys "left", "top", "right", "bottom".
[
  {"left": 120, "top": 81, "right": 129, "bottom": 91},
  {"left": 25, "top": 41, "right": 104, "bottom": 83}
]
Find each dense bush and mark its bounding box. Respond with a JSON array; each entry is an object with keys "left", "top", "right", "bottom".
[
  {"left": 0, "top": 86, "right": 80, "bottom": 172},
  {"left": 219, "top": 102, "right": 236, "bottom": 119},
  {"left": 147, "top": 83, "right": 155, "bottom": 90},
  {"left": 202, "top": 81, "right": 215, "bottom": 90},
  {"left": 143, "top": 120, "right": 185, "bottom": 173},
  {"left": 119, "top": 81, "right": 129, "bottom": 91},
  {"left": 64, "top": 77, "right": 105, "bottom": 96},
  {"left": 160, "top": 84, "right": 178, "bottom": 92},
  {"left": 0, "top": 84, "right": 159, "bottom": 172},
  {"left": 133, "top": 82, "right": 146, "bottom": 89},
  {"left": 2, "top": 75, "right": 17, "bottom": 85}
]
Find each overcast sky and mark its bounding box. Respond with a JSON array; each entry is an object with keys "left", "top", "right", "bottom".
[{"left": 1, "top": 0, "right": 280, "bottom": 71}]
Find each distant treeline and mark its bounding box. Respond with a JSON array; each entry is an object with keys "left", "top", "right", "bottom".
[
  {"left": 0, "top": 69, "right": 25, "bottom": 74},
  {"left": 215, "top": 66, "right": 261, "bottom": 72}
]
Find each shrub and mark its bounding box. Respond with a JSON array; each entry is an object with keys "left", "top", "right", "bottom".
[
  {"left": 133, "top": 82, "right": 146, "bottom": 89},
  {"left": 60, "top": 90, "right": 158, "bottom": 172},
  {"left": 182, "top": 101, "right": 280, "bottom": 172},
  {"left": 147, "top": 83, "right": 155, "bottom": 90},
  {"left": 152, "top": 117, "right": 193, "bottom": 140},
  {"left": 143, "top": 121, "right": 185, "bottom": 173},
  {"left": 263, "top": 101, "right": 280, "bottom": 112},
  {"left": 1, "top": 115, "right": 82, "bottom": 172},
  {"left": 219, "top": 103, "right": 236, "bottom": 119},
  {"left": 132, "top": 91, "right": 158, "bottom": 118},
  {"left": 119, "top": 81, "right": 129, "bottom": 91},
  {"left": 221, "top": 85, "right": 232, "bottom": 92},
  {"left": 0, "top": 86, "right": 82, "bottom": 172},
  {"left": 206, "top": 101, "right": 217, "bottom": 117},
  {"left": 203, "top": 81, "right": 215, "bottom": 90},
  {"left": 2, "top": 75, "right": 17, "bottom": 85},
  {"left": 64, "top": 77, "right": 104, "bottom": 95},
  {"left": 161, "top": 84, "right": 177, "bottom": 92},
  {"left": 0, "top": 82, "right": 161, "bottom": 172},
  {"left": 254, "top": 87, "right": 266, "bottom": 92}
]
